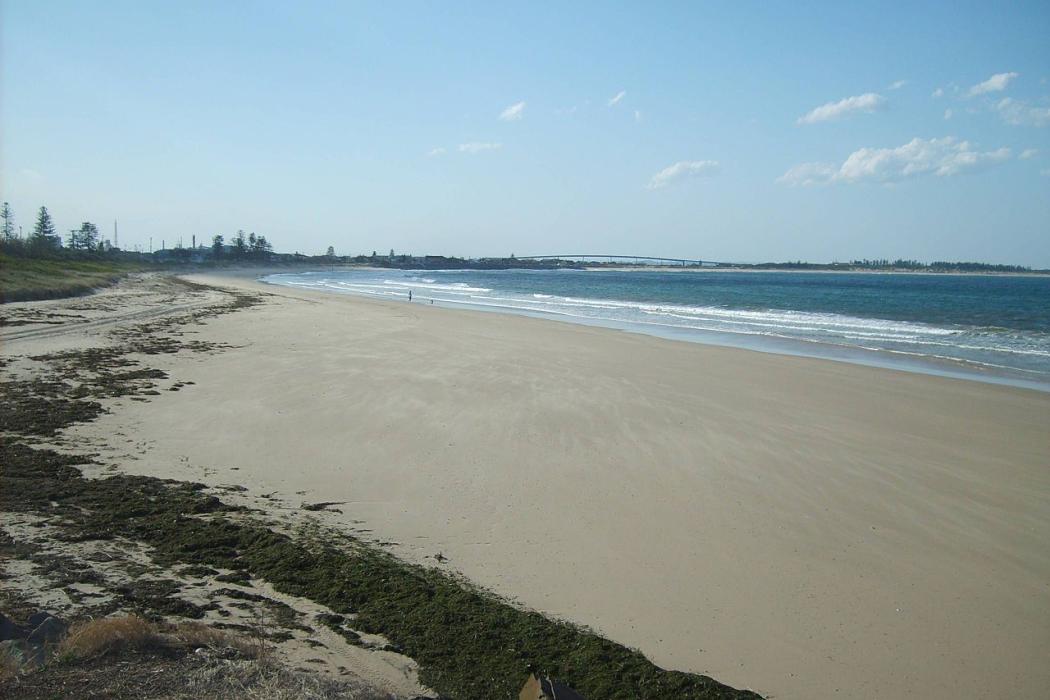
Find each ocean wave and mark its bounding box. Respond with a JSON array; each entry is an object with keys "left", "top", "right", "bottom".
[{"left": 381, "top": 280, "right": 491, "bottom": 293}]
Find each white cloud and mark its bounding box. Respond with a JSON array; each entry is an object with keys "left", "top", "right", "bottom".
[
  {"left": 967, "top": 72, "right": 1019, "bottom": 97},
  {"left": 888, "top": 80, "right": 908, "bottom": 90},
  {"left": 458, "top": 142, "right": 502, "bottom": 154},
  {"left": 646, "top": 160, "right": 719, "bottom": 190},
  {"left": 607, "top": 90, "right": 626, "bottom": 107},
  {"left": 499, "top": 101, "right": 526, "bottom": 121},
  {"left": 778, "top": 137, "right": 1010, "bottom": 186},
  {"left": 944, "top": 108, "right": 953, "bottom": 120},
  {"left": 634, "top": 110, "right": 643, "bottom": 123},
  {"left": 427, "top": 147, "right": 447, "bottom": 157},
  {"left": 1019, "top": 148, "right": 1038, "bottom": 159},
  {"left": 1042, "top": 169, "right": 1050, "bottom": 177},
  {"left": 995, "top": 97, "right": 1050, "bottom": 127},
  {"left": 776, "top": 162, "right": 838, "bottom": 187},
  {"left": 931, "top": 87, "right": 945, "bottom": 98},
  {"left": 797, "top": 92, "right": 885, "bottom": 125}
]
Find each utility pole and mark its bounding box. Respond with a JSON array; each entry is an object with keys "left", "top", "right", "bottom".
[
  {"left": 114, "top": 220, "right": 118, "bottom": 248},
  {"left": 150, "top": 237, "right": 153, "bottom": 253}
]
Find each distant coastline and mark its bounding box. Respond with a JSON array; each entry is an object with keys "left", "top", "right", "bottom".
[
  {"left": 300, "top": 254, "right": 1050, "bottom": 275},
  {"left": 581, "top": 265, "right": 1050, "bottom": 276}
]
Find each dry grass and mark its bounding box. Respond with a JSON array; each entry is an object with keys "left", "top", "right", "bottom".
[
  {"left": 182, "top": 659, "right": 391, "bottom": 700},
  {"left": 56, "top": 615, "right": 161, "bottom": 661},
  {"left": 56, "top": 615, "right": 266, "bottom": 663},
  {"left": 11, "top": 615, "right": 390, "bottom": 699},
  {"left": 171, "top": 621, "right": 268, "bottom": 660}
]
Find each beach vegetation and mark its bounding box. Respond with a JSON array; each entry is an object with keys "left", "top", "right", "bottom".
[
  {"left": 0, "top": 254, "right": 146, "bottom": 303},
  {"left": 7, "top": 613, "right": 387, "bottom": 698},
  {"left": 55, "top": 615, "right": 267, "bottom": 663}
]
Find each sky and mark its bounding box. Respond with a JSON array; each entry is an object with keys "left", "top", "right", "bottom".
[{"left": 2, "top": 1, "right": 1049, "bottom": 265}]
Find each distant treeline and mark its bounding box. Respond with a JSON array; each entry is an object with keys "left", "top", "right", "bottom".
[
  {"left": 2, "top": 203, "right": 1041, "bottom": 273},
  {"left": 338, "top": 251, "right": 581, "bottom": 270},
  {"left": 713, "top": 258, "right": 1040, "bottom": 273},
  {"left": 0, "top": 203, "right": 280, "bottom": 265},
  {"left": 846, "top": 259, "right": 1033, "bottom": 273}
]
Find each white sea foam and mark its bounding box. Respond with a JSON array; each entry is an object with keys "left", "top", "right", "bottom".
[{"left": 382, "top": 279, "right": 491, "bottom": 293}]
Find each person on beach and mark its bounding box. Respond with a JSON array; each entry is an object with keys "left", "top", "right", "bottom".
[{"left": 408, "top": 290, "right": 412, "bottom": 301}]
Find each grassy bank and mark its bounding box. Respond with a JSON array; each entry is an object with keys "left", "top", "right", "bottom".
[
  {"left": 0, "top": 277, "right": 764, "bottom": 700},
  {"left": 0, "top": 255, "right": 146, "bottom": 303}
]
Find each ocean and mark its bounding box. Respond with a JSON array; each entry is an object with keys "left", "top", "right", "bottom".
[{"left": 264, "top": 268, "right": 1050, "bottom": 391}]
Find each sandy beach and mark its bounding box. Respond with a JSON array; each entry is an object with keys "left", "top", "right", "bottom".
[{"left": 7, "top": 270, "right": 1049, "bottom": 699}]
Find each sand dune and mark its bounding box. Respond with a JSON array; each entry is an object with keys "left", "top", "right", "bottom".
[{"left": 59, "top": 271, "right": 1050, "bottom": 699}]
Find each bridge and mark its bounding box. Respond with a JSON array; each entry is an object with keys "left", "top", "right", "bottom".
[{"left": 513, "top": 254, "right": 711, "bottom": 266}]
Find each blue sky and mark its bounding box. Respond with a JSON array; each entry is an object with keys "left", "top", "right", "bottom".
[{"left": 2, "top": 1, "right": 1049, "bottom": 264}]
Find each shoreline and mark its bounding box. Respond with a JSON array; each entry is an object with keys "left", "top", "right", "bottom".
[
  {"left": 261, "top": 270, "right": 1050, "bottom": 394},
  {"left": 5, "top": 271, "right": 1049, "bottom": 699}
]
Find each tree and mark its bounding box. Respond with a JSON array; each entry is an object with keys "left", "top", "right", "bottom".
[
  {"left": 326, "top": 246, "right": 335, "bottom": 257},
  {"left": 253, "top": 235, "right": 272, "bottom": 258},
  {"left": 232, "top": 230, "right": 247, "bottom": 258},
  {"left": 68, "top": 221, "right": 99, "bottom": 250},
  {"left": 212, "top": 234, "right": 225, "bottom": 258},
  {"left": 30, "top": 206, "right": 61, "bottom": 253},
  {"left": 1, "top": 203, "right": 14, "bottom": 240}
]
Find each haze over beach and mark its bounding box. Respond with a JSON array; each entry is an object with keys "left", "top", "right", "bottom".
[{"left": 2, "top": 3, "right": 1050, "bottom": 700}]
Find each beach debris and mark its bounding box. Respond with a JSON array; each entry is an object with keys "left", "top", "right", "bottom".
[
  {"left": 301, "top": 501, "right": 345, "bottom": 513},
  {"left": 519, "top": 673, "right": 586, "bottom": 700}
]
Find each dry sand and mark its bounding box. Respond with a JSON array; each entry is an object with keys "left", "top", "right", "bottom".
[{"left": 18, "top": 271, "right": 1050, "bottom": 699}]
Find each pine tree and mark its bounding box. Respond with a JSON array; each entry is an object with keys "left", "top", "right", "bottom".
[
  {"left": 30, "top": 206, "right": 60, "bottom": 252},
  {"left": 76, "top": 222, "right": 99, "bottom": 250},
  {"left": 1, "top": 202, "right": 14, "bottom": 240},
  {"left": 233, "top": 230, "right": 247, "bottom": 257}
]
